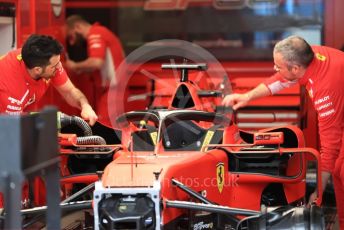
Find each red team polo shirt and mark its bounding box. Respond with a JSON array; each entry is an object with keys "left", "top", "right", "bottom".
[
  {"left": 264, "top": 46, "right": 344, "bottom": 173},
  {"left": 0, "top": 49, "right": 68, "bottom": 114},
  {"left": 86, "top": 23, "right": 125, "bottom": 127},
  {"left": 87, "top": 23, "right": 125, "bottom": 87}
]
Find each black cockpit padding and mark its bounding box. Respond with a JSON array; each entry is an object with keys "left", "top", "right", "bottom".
[
  {"left": 163, "top": 120, "right": 223, "bottom": 151},
  {"left": 163, "top": 120, "right": 206, "bottom": 151},
  {"left": 132, "top": 130, "right": 155, "bottom": 151}
]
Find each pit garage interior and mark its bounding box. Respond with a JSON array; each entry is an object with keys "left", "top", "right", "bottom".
[{"left": 0, "top": 0, "right": 343, "bottom": 229}]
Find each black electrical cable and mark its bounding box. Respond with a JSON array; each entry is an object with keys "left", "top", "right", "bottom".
[
  {"left": 59, "top": 113, "right": 92, "bottom": 136},
  {"left": 76, "top": 136, "right": 106, "bottom": 145}
]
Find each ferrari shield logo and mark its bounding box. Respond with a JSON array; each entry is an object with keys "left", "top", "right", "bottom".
[{"left": 216, "top": 163, "right": 225, "bottom": 193}]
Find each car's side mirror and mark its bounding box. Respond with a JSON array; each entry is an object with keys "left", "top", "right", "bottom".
[{"left": 253, "top": 132, "right": 284, "bottom": 145}]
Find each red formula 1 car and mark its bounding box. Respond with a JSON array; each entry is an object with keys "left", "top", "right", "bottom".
[
  {"left": 92, "top": 110, "right": 324, "bottom": 230},
  {"left": 91, "top": 63, "right": 325, "bottom": 230}
]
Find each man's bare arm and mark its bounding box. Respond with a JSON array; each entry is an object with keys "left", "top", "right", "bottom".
[
  {"left": 222, "top": 83, "right": 271, "bottom": 110},
  {"left": 55, "top": 79, "right": 98, "bottom": 125}
]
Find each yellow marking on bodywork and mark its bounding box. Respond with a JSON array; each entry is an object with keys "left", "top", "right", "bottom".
[
  {"left": 216, "top": 163, "right": 225, "bottom": 193},
  {"left": 201, "top": 130, "right": 214, "bottom": 152}
]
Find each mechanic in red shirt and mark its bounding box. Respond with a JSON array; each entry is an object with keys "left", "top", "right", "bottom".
[
  {"left": 0, "top": 34, "right": 98, "bottom": 125},
  {"left": 222, "top": 35, "right": 344, "bottom": 228},
  {"left": 65, "top": 15, "right": 125, "bottom": 127}
]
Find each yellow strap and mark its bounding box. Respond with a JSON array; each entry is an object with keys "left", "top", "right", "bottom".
[
  {"left": 150, "top": 132, "right": 158, "bottom": 146},
  {"left": 201, "top": 130, "right": 215, "bottom": 151}
]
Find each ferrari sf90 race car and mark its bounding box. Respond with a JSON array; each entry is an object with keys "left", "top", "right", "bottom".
[
  {"left": 93, "top": 108, "right": 324, "bottom": 230},
  {"left": 91, "top": 63, "right": 324, "bottom": 230}
]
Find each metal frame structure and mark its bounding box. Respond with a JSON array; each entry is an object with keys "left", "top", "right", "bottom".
[{"left": 0, "top": 107, "right": 60, "bottom": 229}]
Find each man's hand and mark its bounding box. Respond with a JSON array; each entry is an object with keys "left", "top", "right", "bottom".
[
  {"left": 222, "top": 93, "right": 250, "bottom": 110},
  {"left": 80, "top": 104, "right": 98, "bottom": 126},
  {"left": 307, "top": 171, "right": 331, "bottom": 207},
  {"left": 307, "top": 191, "right": 318, "bottom": 208}
]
